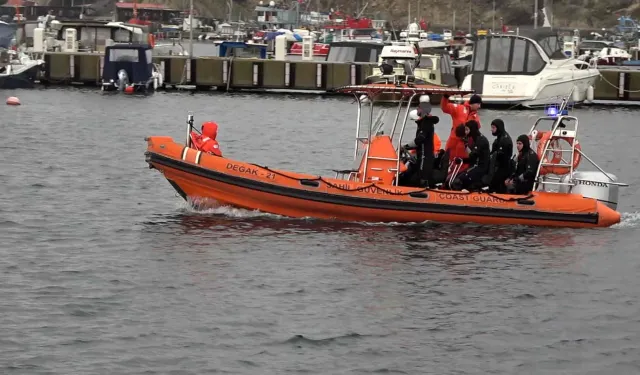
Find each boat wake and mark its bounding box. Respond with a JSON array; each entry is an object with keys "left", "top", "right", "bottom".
[
  {"left": 614, "top": 212, "right": 640, "bottom": 228},
  {"left": 177, "top": 200, "right": 283, "bottom": 220}
]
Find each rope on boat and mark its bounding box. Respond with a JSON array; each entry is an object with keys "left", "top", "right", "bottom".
[
  {"left": 249, "top": 164, "right": 533, "bottom": 203},
  {"left": 597, "top": 71, "right": 640, "bottom": 93}
]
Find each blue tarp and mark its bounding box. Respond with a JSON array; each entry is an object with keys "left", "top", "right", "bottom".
[
  {"left": 264, "top": 31, "right": 286, "bottom": 41},
  {"left": 0, "top": 21, "right": 16, "bottom": 49},
  {"left": 263, "top": 31, "right": 304, "bottom": 41}
]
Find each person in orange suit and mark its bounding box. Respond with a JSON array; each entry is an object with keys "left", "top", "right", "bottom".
[
  {"left": 446, "top": 124, "right": 471, "bottom": 180},
  {"left": 441, "top": 93, "right": 482, "bottom": 151},
  {"left": 191, "top": 121, "right": 222, "bottom": 157}
]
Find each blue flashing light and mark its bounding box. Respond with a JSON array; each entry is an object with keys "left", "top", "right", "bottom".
[{"left": 545, "top": 106, "right": 569, "bottom": 117}]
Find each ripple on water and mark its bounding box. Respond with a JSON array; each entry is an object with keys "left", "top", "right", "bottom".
[{"left": 1, "top": 88, "right": 639, "bottom": 374}]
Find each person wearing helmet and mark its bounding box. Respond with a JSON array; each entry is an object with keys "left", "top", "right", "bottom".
[
  {"left": 190, "top": 121, "right": 223, "bottom": 157},
  {"left": 399, "top": 95, "right": 440, "bottom": 187}
]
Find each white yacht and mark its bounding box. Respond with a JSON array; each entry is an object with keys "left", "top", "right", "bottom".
[{"left": 460, "top": 29, "right": 599, "bottom": 107}]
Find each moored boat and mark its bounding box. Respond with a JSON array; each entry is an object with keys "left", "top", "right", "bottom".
[
  {"left": 101, "top": 44, "right": 163, "bottom": 93},
  {"left": 145, "top": 84, "right": 627, "bottom": 228}
]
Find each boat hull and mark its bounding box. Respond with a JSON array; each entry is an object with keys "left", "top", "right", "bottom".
[
  {"left": 461, "top": 71, "right": 599, "bottom": 108},
  {"left": 0, "top": 63, "right": 41, "bottom": 89},
  {"left": 145, "top": 137, "right": 621, "bottom": 228}
]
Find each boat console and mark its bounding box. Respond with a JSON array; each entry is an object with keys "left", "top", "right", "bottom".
[{"left": 528, "top": 93, "right": 628, "bottom": 209}]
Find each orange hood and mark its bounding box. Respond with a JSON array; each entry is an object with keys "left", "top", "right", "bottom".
[{"left": 201, "top": 121, "right": 218, "bottom": 140}]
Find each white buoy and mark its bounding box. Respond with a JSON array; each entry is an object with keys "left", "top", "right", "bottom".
[
  {"left": 572, "top": 86, "right": 580, "bottom": 102},
  {"left": 586, "top": 85, "right": 594, "bottom": 102},
  {"left": 6, "top": 96, "right": 20, "bottom": 106}
]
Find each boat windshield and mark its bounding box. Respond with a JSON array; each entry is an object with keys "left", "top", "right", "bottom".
[
  {"left": 109, "top": 48, "right": 139, "bottom": 62},
  {"left": 326, "top": 44, "right": 383, "bottom": 62},
  {"left": 472, "top": 36, "right": 546, "bottom": 75},
  {"left": 538, "top": 35, "right": 566, "bottom": 59}
]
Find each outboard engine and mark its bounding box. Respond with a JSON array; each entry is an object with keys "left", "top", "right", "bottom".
[
  {"left": 116, "top": 69, "right": 129, "bottom": 91},
  {"left": 561, "top": 171, "right": 620, "bottom": 210}
]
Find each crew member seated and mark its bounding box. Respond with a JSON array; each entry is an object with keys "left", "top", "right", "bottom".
[
  {"left": 444, "top": 124, "right": 470, "bottom": 187},
  {"left": 450, "top": 120, "right": 490, "bottom": 191},
  {"left": 190, "top": 121, "right": 223, "bottom": 157},
  {"left": 505, "top": 135, "right": 539, "bottom": 194},
  {"left": 398, "top": 100, "right": 440, "bottom": 187},
  {"left": 487, "top": 119, "right": 513, "bottom": 193}
]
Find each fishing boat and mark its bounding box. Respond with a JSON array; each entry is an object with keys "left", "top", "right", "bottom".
[
  {"left": 0, "top": 22, "right": 44, "bottom": 89},
  {"left": 145, "top": 84, "right": 627, "bottom": 228},
  {"left": 364, "top": 43, "right": 457, "bottom": 103},
  {"left": 101, "top": 44, "right": 163, "bottom": 93}
]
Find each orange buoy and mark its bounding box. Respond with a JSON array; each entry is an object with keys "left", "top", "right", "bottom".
[
  {"left": 6, "top": 96, "right": 20, "bottom": 105},
  {"left": 124, "top": 86, "right": 135, "bottom": 94}
]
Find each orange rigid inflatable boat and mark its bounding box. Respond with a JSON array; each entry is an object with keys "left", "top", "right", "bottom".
[{"left": 145, "top": 84, "right": 627, "bottom": 228}]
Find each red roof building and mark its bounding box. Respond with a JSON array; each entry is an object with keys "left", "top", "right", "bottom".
[{"left": 115, "top": 2, "right": 168, "bottom": 9}]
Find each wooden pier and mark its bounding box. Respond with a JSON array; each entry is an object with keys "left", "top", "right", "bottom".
[
  {"left": 42, "top": 52, "right": 378, "bottom": 91},
  {"left": 40, "top": 52, "right": 640, "bottom": 103}
]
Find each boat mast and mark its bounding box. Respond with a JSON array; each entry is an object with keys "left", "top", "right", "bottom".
[
  {"left": 188, "top": 0, "right": 193, "bottom": 57},
  {"left": 534, "top": 0, "right": 538, "bottom": 29},
  {"left": 492, "top": 0, "right": 495, "bottom": 31}
]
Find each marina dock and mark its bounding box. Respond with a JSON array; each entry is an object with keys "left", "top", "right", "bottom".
[
  {"left": 40, "top": 52, "right": 640, "bottom": 103},
  {"left": 43, "top": 52, "right": 377, "bottom": 92}
]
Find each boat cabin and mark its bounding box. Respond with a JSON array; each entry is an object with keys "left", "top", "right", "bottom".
[
  {"left": 325, "top": 40, "right": 387, "bottom": 63},
  {"left": 468, "top": 30, "right": 578, "bottom": 93},
  {"left": 254, "top": 4, "right": 297, "bottom": 30},
  {"left": 102, "top": 44, "right": 154, "bottom": 85},
  {"left": 33, "top": 20, "right": 149, "bottom": 53}
]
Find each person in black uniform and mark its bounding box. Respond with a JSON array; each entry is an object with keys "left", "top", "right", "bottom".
[
  {"left": 487, "top": 119, "right": 513, "bottom": 193},
  {"left": 399, "top": 99, "right": 440, "bottom": 187},
  {"left": 506, "top": 135, "right": 540, "bottom": 194}
]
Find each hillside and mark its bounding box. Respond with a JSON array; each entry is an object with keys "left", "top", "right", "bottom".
[{"left": 163, "top": 0, "right": 640, "bottom": 29}]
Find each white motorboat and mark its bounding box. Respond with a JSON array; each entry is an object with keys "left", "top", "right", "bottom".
[
  {"left": 0, "top": 21, "right": 44, "bottom": 89},
  {"left": 578, "top": 47, "right": 631, "bottom": 66},
  {"left": 365, "top": 43, "right": 457, "bottom": 88},
  {"left": 460, "top": 29, "right": 599, "bottom": 107}
]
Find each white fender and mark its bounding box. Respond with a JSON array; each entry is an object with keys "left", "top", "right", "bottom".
[{"left": 586, "top": 85, "right": 594, "bottom": 102}]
